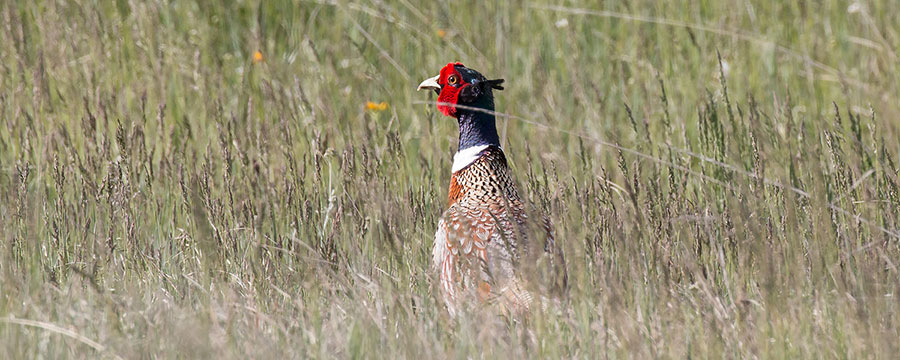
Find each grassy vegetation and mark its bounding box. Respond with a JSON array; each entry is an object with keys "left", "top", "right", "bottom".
[{"left": 2, "top": 0, "right": 899, "bottom": 358}]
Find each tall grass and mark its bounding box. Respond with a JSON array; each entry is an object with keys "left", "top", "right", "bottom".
[{"left": 1, "top": 0, "right": 898, "bottom": 358}]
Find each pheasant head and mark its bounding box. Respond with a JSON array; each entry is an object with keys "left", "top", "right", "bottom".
[{"left": 417, "top": 63, "right": 505, "bottom": 152}]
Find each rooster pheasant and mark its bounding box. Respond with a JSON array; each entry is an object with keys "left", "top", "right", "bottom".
[{"left": 418, "top": 63, "right": 566, "bottom": 315}]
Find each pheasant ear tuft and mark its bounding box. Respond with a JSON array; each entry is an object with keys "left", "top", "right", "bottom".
[
  {"left": 485, "top": 78, "right": 504, "bottom": 91},
  {"left": 485, "top": 79, "right": 503, "bottom": 90}
]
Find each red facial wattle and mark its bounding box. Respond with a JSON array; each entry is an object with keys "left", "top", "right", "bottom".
[{"left": 436, "top": 62, "right": 470, "bottom": 117}]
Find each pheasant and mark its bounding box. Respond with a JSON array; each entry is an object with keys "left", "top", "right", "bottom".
[{"left": 417, "top": 63, "right": 566, "bottom": 315}]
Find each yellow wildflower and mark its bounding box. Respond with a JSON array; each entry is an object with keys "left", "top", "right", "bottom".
[
  {"left": 437, "top": 29, "right": 447, "bottom": 38},
  {"left": 366, "top": 101, "right": 389, "bottom": 111},
  {"left": 252, "top": 51, "right": 263, "bottom": 63}
]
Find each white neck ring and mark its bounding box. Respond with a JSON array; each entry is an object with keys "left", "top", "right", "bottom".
[{"left": 451, "top": 145, "right": 492, "bottom": 173}]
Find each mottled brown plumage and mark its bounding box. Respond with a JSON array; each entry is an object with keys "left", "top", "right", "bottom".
[{"left": 433, "top": 147, "right": 564, "bottom": 315}]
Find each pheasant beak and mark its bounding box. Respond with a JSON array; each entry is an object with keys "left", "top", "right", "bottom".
[{"left": 417, "top": 75, "right": 441, "bottom": 92}]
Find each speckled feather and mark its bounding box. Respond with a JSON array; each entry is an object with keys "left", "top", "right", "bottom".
[{"left": 433, "top": 146, "right": 563, "bottom": 314}]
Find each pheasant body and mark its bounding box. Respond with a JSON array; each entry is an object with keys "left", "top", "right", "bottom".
[{"left": 434, "top": 146, "right": 531, "bottom": 309}]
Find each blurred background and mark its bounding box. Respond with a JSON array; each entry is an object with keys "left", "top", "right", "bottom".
[{"left": 1, "top": 0, "right": 898, "bottom": 358}]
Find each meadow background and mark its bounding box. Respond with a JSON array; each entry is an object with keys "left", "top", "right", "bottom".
[{"left": 1, "top": 0, "right": 899, "bottom": 358}]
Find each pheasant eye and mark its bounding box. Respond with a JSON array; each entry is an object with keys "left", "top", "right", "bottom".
[{"left": 447, "top": 75, "right": 459, "bottom": 86}]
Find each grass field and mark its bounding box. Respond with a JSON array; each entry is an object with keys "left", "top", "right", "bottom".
[{"left": 2, "top": 0, "right": 899, "bottom": 358}]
